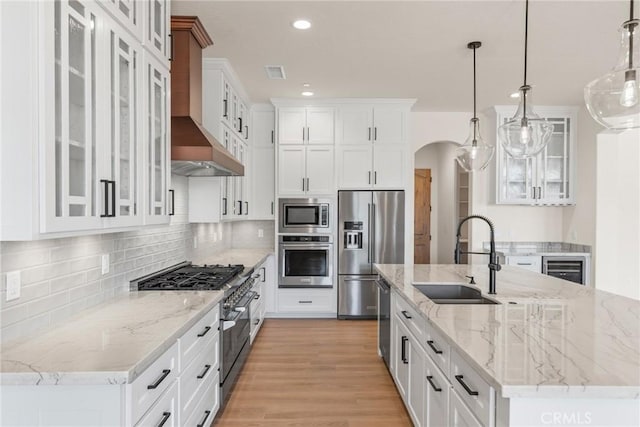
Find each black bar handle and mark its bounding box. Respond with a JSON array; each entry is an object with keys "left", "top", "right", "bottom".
[
  {"left": 271, "top": 130, "right": 274, "bottom": 144},
  {"left": 271, "top": 201, "right": 274, "bottom": 215},
  {"left": 260, "top": 267, "right": 266, "bottom": 282},
  {"left": 223, "top": 99, "right": 228, "bottom": 118},
  {"left": 245, "top": 201, "right": 248, "bottom": 216},
  {"left": 157, "top": 412, "right": 171, "bottom": 427},
  {"left": 147, "top": 369, "right": 171, "bottom": 390},
  {"left": 401, "top": 310, "right": 412, "bottom": 319},
  {"left": 196, "top": 364, "right": 211, "bottom": 379},
  {"left": 168, "top": 189, "right": 175, "bottom": 216},
  {"left": 426, "top": 375, "right": 442, "bottom": 392},
  {"left": 168, "top": 33, "right": 173, "bottom": 61},
  {"left": 254, "top": 293, "right": 260, "bottom": 300},
  {"left": 374, "top": 127, "right": 378, "bottom": 141},
  {"left": 455, "top": 375, "right": 479, "bottom": 396},
  {"left": 197, "top": 326, "right": 211, "bottom": 337},
  {"left": 245, "top": 125, "right": 249, "bottom": 140},
  {"left": 368, "top": 127, "right": 371, "bottom": 141},
  {"left": 223, "top": 197, "right": 227, "bottom": 215},
  {"left": 374, "top": 171, "right": 377, "bottom": 185},
  {"left": 100, "top": 179, "right": 110, "bottom": 217},
  {"left": 254, "top": 319, "right": 260, "bottom": 325},
  {"left": 238, "top": 117, "right": 243, "bottom": 133},
  {"left": 110, "top": 180, "right": 116, "bottom": 217},
  {"left": 427, "top": 340, "right": 443, "bottom": 355},
  {"left": 401, "top": 336, "right": 408, "bottom": 364},
  {"left": 237, "top": 200, "right": 243, "bottom": 215},
  {"left": 196, "top": 410, "right": 211, "bottom": 427}
]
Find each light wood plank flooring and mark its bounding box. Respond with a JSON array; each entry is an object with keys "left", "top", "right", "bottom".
[{"left": 213, "top": 319, "right": 412, "bottom": 427}]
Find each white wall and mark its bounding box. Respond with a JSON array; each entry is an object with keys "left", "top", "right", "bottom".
[{"left": 595, "top": 129, "right": 640, "bottom": 300}]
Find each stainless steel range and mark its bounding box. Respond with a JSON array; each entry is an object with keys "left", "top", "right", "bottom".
[{"left": 133, "top": 262, "right": 257, "bottom": 407}]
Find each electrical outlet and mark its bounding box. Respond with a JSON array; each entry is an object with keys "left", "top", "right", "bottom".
[
  {"left": 101, "top": 254, "right": 110, "bottom": 275},
  {"left": 193, "top": 236, "right": 198, "bottom": 248},
  {"left": 6, "top": 271, "right": 21, "bottom": 301},
  {"left": 258, "top": 229, "right": 264, "bottom": 238}
]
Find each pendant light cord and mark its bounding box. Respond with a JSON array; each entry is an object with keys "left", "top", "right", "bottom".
[
  {"left": 629, "top": 0, "right": 635, "bottom": 69},
  {"left": 524, "top": 0, "right": 529, "bottom": 87},
  {"left": 473, "top": 45, "right": 477, "bottom": 120}
]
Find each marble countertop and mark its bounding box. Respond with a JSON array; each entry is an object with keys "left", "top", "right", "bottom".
[
  {"left": 0, "top": 291, "right": 223, "bottom": 386},
  {"left": 375, "top": 264, "right": 640, "bottom": 399},
  {"left": 486, "top": 241, "right": 591, "bottom": 257},
  {"left": 198, "top": 248, "right": 274, "bottom": 275}
]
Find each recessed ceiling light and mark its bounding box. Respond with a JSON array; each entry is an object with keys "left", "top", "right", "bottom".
[
  {"left": 301, "top": 91, "right": 314, "bottom": 97},
  {"left": 292, "top": 19, "right": 311, "bottom": 30},
  {"left": 303, "top": 83, "right": 311, "bottom": 87},
  {"left": 510, "top": 92, "right": 520, "bottom": 98}
]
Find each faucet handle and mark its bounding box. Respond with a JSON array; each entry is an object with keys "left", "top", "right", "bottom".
[
  {"left": 489, "top": 263, "right": 502, "bottom": 272},
  {"left": 465, "top": 275, "right": 476, "bottom": 285}
]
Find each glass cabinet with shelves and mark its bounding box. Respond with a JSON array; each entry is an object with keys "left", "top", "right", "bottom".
[{"left": 494, "top": 106, "right": 577, "bottom": 206}]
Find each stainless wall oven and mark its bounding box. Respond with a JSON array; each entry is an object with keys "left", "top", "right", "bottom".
[
  {"left": 278, "top": 198, "right": 331, "bottom": 234},
  {"left": 278, "top": 235, "right": 333, "bottom": 288}
]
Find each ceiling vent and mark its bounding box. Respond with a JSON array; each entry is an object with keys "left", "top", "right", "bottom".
[{"left": 265, "top": 65, "right": 286, "bottom": 80}]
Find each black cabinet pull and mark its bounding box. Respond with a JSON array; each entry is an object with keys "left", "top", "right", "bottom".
[
  {"left": 368, "top": 127, "right": 372, "bottom": 141},
  {"left": 100, "top": 179, "right": 110, "bottom": 218},
  {"left": 223, "top": 99, "right": 228, "bottom": 118},
  {"left": 168, "top": 33, "right": 173, "bottom": 61},
  {"left": 237, "top": 200, "right": 243, "bottom": 215},
  {"left": 254, "top": 319, "right": 260, "bottom": 325},
  {"left": 270, "top": 201, "right": 274, "bottom": 215},
  {"left": 368, "top": 171, "right": 371, "bottom": 184},
  {"left": 401, "top": 310, "right": 412, "bottom": 319},
  {"left": 426, "top": 375, "right": 442, "bottom": 392},
  {"left": 245, "top": 125, "right": 249, "bottom": 140},
  {"left": 196, "top": 364, "right": 211, "bottom": 379},
  {"left": 157, "top": 412, "right": 171, "bottom": 427},
  {"left": 271, "top": 130, "right": 274, "bottom": 144},
  {"left": 223, "top": 197, "right": 227, "bottom": 215},
  {"left": 168, "top": 189, "right": 175, "bottom": 216},
  {"left": 374, "top": 127, "right": 378, "bottom": 141},
  {"left": 100, "top": 180, "right": 116, "bottom": 217},
  {"left": 245, "top": 201, "right": 248, "bottom": 216},
  {"left": 260, "top": 267, "right": 266, "bottom": 282},
  {"left": 374, "top": 171, "right": 377, "bottom": 185},
  {"left": 401, "top": 336, "right": 408, "bottom": 364},
  {"left": 455, "top": 375, "right": 479, "bottom": 396},
  {"left": 254, "top": 293, "right": 260, "bottom": 300},
  {"left": 197, "top": 326, "right": 211, "bottom": 337},
  {"left": 298, "top": 300, "right": 312, "bottom": 304},
  {"left": 427, "top": 340, "right": 443, "bottom": 355},
  {"left": 196, "top": 410, "right": 211, "bottom": 427},
  {"left": 147, "top": 369, "right": 171, "bottom": 390},
  {"left": 238, "top": 117, "right": 243, "bottom": 133}
]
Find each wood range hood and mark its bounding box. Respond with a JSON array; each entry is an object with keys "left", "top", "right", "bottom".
[{"left": 170, "top": 16, "right": 244, "bottom": 177}]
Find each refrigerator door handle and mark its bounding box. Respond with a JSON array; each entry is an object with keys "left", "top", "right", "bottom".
[
  {"left": 367, "top": 203, "right": 371, "bottom": 263},
  {"left": 343, "top": 277, "right": 378, "bottom": 282},
  {"left": 371, "top": 203, "right": 376, "bottom": 264}
]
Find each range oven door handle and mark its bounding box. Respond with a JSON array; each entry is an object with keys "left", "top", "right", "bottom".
[{"left": 222, "top": 320, "right": 236, "bottom": 331}]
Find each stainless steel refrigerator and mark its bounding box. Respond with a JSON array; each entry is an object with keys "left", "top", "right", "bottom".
[{"left": 338, "top": 190, "right": 405, "bottom": 319}]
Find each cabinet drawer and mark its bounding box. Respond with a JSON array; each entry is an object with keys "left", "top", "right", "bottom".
[
  {"left": 183, "top": 372, "right": 220, "bottom": 427},
  {"left": 130, "top": 341, "right": 179, "bottom": 424},
  {"left": 135, "top": 380, "right": 178, "bottom": 427},
  {"left": 425, "top": 351, "right": 450, "bottom": 427},
  {"left": 506, "top": 255, "right": 542, "bottom": 273},
  {"left": 179, "top": 305, "right": 220, "bottom": 371},
  {"left": 180, "top": 330, "right": 220, "bottom": 420},
  {"left": 394, "top": 293, "right": 425, "bottom": 343},
  {"left": 278, "top": 290, "right": 333, "bottom": 312},
  {"left": 450, "top": 350, "right": 495, "bottom": 427},
  {"left": 424, "top": 321, "right": 450, "bottom": 375},
  {"left": 450, "top": 388, "right": 483, "bottom": 427}
]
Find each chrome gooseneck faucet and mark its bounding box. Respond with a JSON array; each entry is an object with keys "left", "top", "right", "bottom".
[{"left": 454, "top": 215, "right": 501, "bottom": 294}]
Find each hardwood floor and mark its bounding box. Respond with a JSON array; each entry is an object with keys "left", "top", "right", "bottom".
[{"left": 213, "top": 319, "right": 412, "bottom": 427}]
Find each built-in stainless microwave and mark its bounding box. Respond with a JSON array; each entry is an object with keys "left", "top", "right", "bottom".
[{"left": 278, "top": 198, "right": 331, "bottom": 234}]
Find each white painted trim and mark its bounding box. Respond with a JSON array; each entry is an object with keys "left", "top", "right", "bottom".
[
  {"left": 271, "top": 98, "right": 416, "bottom": 107},
  {"left": 202, "top": 58, "right": 251, "bottom": 104}
]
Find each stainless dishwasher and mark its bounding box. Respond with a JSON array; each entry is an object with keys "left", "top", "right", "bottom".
[
  {"left": 542, "top": 256, "right": 587, "bottom": 285},
  {"left": 376, "top": 277, "right": 391, "bottom": 369}
]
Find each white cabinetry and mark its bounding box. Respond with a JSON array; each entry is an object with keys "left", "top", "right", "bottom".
[
  {"left": 144, "top": 0, "right": 170, "bottom": 65},
  {"left": 505, "top": 255, "right": 542, "bottom": 273},
  {"left": 278, "top": 146, "right": 334, "bottom": 195},
  {"left": 250, "top": 260, "right": 269, "bottom": 343},
  {"left": 278, "top": 107, "right": 334, "bottom": 145},
  {"left": 250, "top": 105, "right": 275, "bottom": 219},
  {"left": 494, "top": 106, "right": 578, "bottom": 206},
  {"left": 100, "top": 0, "right": 142, "bottom": 40},
  {"left": 336, "top": 103, "right": 411, "bottom": 190},
  {"left": 0, "top": 0, "right": 170, "bottom": 240},
  {"left": 424, "top": 348, "right": 450, "bottom": 427}
]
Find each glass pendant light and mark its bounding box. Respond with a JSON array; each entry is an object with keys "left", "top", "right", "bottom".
[
  {"left": 456, "top": 41, "right": 494, "bottom": 172},
  {"left": 584, "top": 0, "right": 640, "bottom": 129},
  {"left": 498, "top": 0, "right": 553, "bottom": 159}
]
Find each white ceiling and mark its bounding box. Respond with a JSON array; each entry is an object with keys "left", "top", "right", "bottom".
[{"left": 172, "top": 0, "right": 627, "bottom": 111}]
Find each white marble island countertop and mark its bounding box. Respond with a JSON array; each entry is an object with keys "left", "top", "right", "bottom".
[
  {"left": 0, "top": 291, "right": 223, "bottom": 386},
  {"left": 375, "top": 264, "right": 640, "bottom": 399}
]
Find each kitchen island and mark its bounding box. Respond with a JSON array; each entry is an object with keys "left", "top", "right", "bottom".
[{"left": 376, "top": 263, "right": 640, "bottom": 426}]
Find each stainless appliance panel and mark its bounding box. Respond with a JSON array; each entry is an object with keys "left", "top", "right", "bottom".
[
  {"left": 338, "top": 191, "right": 372, "bottom": 275},
  {"left": 542, "top": 256, "right": 586, "bottom": 285},
  {"left": 376, "top": 277, "right": 391, "bottom": 368},
  {"left": 372, "top": 191, "right": 405, "bottom": 264},
  {"left": 278, "top": 197, "right": 332, "bottom": 234},
  {"left": 338, "top": 275, "right": 378, "bottom": 318},
  {"left": 278, "top": 236, "right": 334, "bottom": 288}
]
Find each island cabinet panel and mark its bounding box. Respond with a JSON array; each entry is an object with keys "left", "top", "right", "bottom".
[
  {"left": 134, "top": 381, "right": 178, "bottom": 427},
  {"left": 450, "top": 389, "right": 484, "bottom": 427},
  {"left": 450, "top": 349, "right": 495, "bottom": 427},
  {"left": 424, "top": 349, "right": 450, "bottom": 427}
]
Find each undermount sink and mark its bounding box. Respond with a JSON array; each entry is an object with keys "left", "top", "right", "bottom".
[{"left": 413, "top": 284, "right": 500, "bottom": 305}]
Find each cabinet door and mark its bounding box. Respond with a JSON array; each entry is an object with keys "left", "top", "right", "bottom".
[
  {"left": 306, "top": 146, "right": 334, "bottom": 194},
  {"left": 278, "top": 146, "right": 306, "bottom": 195},
  {"left": 408, "top": 338, "right": 425, "bottom": 427},
  {"left": 105, "top": 23, "right": 143, "bottom": 227},
  {"left": 424, "top": 349, "right": 449, "bottom": 427},
  {"left": 394, "top": 318, "right": 410, "bottom": 400},
  {"left": 252, "top": 108, "right": 275, "bottom": 147},
  {"left": 306, "top": 107, "right": 335, "bottom": 144},
  {"left": 238, "top": 102, "right": 249, "bottom": 140},
  {"left": 221, "top": 128, "right": 231, "bottom": 218},
  {"left": 339, "top": 106, "right": 373, "bottom": 145},
  {"left": 497, "top": 153, "right": 535, "bottom": 204},
  {"left": 145, "top": 0, "right": 169, "bottom": 64},
  {"left": 506, "top": 255, "right": 542, "bottom": 273},
  {"left": 450, "top": 390, "right": 482, "bottom": 427},
  {"left": 337, "top": 145, "right": 373, "bottom": 189},
  {"left": 373, "top": 145, "right": 406, "bottom": 189},
  {"left": 537, "top": 117, "right": 573, "bottom": 205},
  {"left": 44, "top": 0, "right": 104, "bottom": 233},
  {"left": 278, "top": 108, "right": 306, "bottom": 145},
  {"left": 251, "top": 146, "right": 275, "bottom": 219},
  {"left": 144, "top": 54, "right": 170, "bottom": 224},
  {"left": 234, "top": 140, "right": 246, "bottom": 216},
  {"left": 373, "top": 107, "right": 405, "bottom": 144},
  {"left": 263, "top": 255, "right": 277, "bottom": 314},
  {"left": 99, "top": 0, "right": 141, "bottom": 40},
  {"left": 221, "top": 79, "right": 231, "bottom": 126}
]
